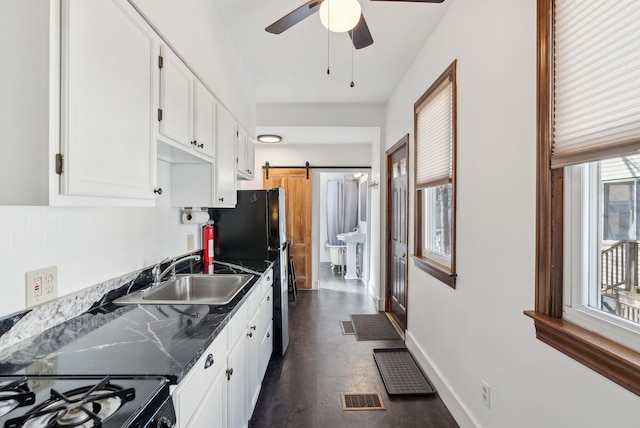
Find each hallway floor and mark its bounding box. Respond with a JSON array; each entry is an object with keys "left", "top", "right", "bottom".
[{"left": 249, "top": 266, "right": 459, "bottom": 428}]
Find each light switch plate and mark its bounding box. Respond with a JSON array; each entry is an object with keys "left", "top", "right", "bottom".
[{"left": 26, "top": 266, "right": 58, "bottom": 307}]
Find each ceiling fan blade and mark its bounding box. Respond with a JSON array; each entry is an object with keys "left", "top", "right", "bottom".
[
  {"left": 265, "top": 0, "right": 323, "bottom": 34},
  {"left": 349, "top": 14, "right": 373, "bottom": 50}
]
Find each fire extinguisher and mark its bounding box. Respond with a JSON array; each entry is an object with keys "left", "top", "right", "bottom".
[{"left": 203, "top": 221, "right": 214, "bottom": 271}]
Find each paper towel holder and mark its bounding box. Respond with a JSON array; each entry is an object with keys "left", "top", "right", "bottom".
[{"left": 181, "top": 209, "right": 210, "bottom": 224}]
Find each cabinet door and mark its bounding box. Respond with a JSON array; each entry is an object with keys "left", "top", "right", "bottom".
[
  {"left": 236, "top": 128, "right": 247, "bottom": 176},
  {"left": 62, "top": 0, "right": 157, "bottom": 200},
  {"left": 236, "top": 127, "right": 254, "bottom": 180},
  {"left": 193, "top": 81, "right": 216, "bottom": 158},
  {"left": 246, "top": 309, "right": 261, "bottom": 419},
  {"left": 159, "top": 45, "right": 193, "bottom": 149},
  {"left": 259, "top": 322, "right": 273, "bottom": 382},
  {"left": 215, "top": 106, "right": 237, "bottom": 207},
  {"left": 186, "top": 366, "right": 226, "bottom": 428},
  {"left": 227, "top": 335, "right": 247, "bottom": 428},
  {"left": 246, "top": 137, "right": 255, "bottom": 178}
]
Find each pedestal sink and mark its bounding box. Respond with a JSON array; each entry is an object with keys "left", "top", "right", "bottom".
[{"left": 336, "top": 231, "right": 366, "bottom": 280}]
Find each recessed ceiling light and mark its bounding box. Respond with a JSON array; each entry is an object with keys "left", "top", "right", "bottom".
[{"left": 257, "top": 134, "right": 282, "bottom": 143}]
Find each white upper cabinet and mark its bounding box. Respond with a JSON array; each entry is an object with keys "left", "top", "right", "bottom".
[
  {"left": 0, "top": 0, "right": 161, "bottom": 205},
  {"left": 215, "top": 106, "right": 238, "bottom": 207},
  {"left": 61, "top": 0, "right": 158, "bottom": 200},
  {"left": 158, "top": 45, "right": 193, "bottom": 150},
  {"left": 236, "top": 127, "right": 255, "bottom": 180},
  {"left": 158, "top": 46, "right": 216, "bottom": 160},
  {"left": 193, "top": 81, "right": 217, "bottom": 159}
]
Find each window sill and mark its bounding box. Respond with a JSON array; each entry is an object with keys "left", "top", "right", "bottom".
[
  {"left": 412, "top": 255, "right": 456, "bottom": 288},
  {"left": 524, "top": 310, "right": 640, "bottom": 396}
]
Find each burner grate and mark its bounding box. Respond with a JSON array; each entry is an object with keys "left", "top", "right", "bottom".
[
  {"left": 0, "top": 377, "right": 35, "bottom": 418},
  {"left": 4, "top": 376, "right": 135, "bottom": 428}
]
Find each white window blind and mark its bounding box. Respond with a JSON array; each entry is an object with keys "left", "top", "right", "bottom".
[
  {"left": 415, "top": 79, "right": 453, "bottom": 188},
  {"left": 552, "top": 0, "right": 640, "bottom": 168}
]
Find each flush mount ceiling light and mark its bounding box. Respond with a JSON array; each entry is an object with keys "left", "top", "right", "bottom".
[
  {"left": 257, "top": 134, "right": 283, "bottom": 143},
  {"left": 319, "top": 0, "right": 362, "bottom": 33}
]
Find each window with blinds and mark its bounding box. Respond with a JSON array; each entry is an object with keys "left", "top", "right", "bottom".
[
  {"left": 531, "top": 0, "right": 640, "bottom": 396},
  {"left": 413, "top": 60, "right": 457, "bottom": 288},
  {"left": 552, "top": 0, "right": 640, "bottom": 167}
]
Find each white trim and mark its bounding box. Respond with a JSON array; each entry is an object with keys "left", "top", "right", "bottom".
[
  {"left": 563, "top": 161, "right": 640, "bottom": 353},
  {"left": 405, "top": 330, "right": 478, "bottom": 428}
]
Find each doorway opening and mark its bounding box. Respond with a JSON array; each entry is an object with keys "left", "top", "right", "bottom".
[{"left": 317, "top": 170, "right": 371, "bottom": 294}]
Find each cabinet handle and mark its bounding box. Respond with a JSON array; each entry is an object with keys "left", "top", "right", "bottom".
[
  {"left": 267, "top": 296, "right": 270, "bottom": 301},
  {"left": 197, "top": 142, "right": 204, "bottom": 148},
  {"left": 204, "top": 354, "right": 214, "bottom": 369},
  {"left": 251, "top": 325, "right": 257, "bottom": 331},
  {"left": 154, "top": 188, "right": 163, "bottom": 195},
  {"left": 157, "top": 417, "right": 174, "bottom": 428},
  {"left": 267, "top": 332, "right": 270, "bottom": 338},
  {"left": 226, "top": 368, "right": 233, "bottom": 380},
  {"left": 247, "top": 331, "right": 253, "bottom": 338},
  {"left": 218, "top": 197, "right": 224, "bottom": 202},
  {"left": 190, "top": 140, "right": 196, "bottom": 146}
]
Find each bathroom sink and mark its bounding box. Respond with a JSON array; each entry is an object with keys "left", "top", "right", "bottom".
[
  {"left": 336, "top": 231, "right": 366, "bottom": 243},
  {"left": 114, "top": 274, "right": 253, "bottom": 306}
]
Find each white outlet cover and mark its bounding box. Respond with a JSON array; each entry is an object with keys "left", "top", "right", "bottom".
[{"left": 26, "top": 266, "right": 58, "bottom": 307}]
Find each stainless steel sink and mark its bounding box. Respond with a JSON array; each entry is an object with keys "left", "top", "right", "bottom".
[{"left": 113, "top": 274, "right": 253, "bottom": 306}]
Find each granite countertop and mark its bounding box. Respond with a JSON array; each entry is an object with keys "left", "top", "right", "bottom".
[{"left": 0, "top": 259, "right": 273, "bottom": 384}]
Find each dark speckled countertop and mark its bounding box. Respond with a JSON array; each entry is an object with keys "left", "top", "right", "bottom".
[{"left": 0, "top": 260, "right": 273, "bottom": 384}]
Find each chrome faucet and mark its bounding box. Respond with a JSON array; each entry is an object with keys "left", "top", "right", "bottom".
[{"left": 152, "top": 255, "right": 201, "bottom": 285}]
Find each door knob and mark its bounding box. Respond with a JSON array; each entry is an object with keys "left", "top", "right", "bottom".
[{"left": 401, "top": 252, "right": 406, "bottom": 258}]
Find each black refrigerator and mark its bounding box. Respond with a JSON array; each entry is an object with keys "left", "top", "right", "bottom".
[{"left": 208, "top": 188, "right": 289, "bottom": 356}]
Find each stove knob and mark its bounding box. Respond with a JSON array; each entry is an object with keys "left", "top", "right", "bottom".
[{"left": 156, "top": 417, "right": 175, "bottom": 428}]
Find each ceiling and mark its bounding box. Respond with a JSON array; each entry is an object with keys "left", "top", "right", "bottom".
[{"left": 212, "top": 0, "right": 452, "bottom": 105}]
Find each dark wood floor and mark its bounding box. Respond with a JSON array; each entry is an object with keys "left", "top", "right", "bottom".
[{"left": 249, "top": 267, "right": 459, "bottom": 428}]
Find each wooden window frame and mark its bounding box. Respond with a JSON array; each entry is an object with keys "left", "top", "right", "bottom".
[
  {"left": 525, "top": 0, "right": 640, "bottom": 397},
  {"left": 413, "top": 60, "right": 457, "bottom": 289}
]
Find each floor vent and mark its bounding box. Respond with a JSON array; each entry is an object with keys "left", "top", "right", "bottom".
[
  {"left": 340, "top": 320, "right": 355, "bottom": 335},
  {"left": 340, "top": 393, "right": 386, "bottom": 411}
]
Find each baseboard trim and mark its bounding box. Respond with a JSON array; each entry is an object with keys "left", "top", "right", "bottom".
[
  {"left": 367, "top": 281, "right": 384, "bottom": 310},
  {"left": 405, "top": 331, "right": 479, "bottom": 428}
]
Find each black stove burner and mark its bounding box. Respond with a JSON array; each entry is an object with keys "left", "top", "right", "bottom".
[
  {"left": 0, "top": 378, "right": 35, "bottom": 418},
  {"left": 4, "top": 377, "right": 134, "bottom": 428}
]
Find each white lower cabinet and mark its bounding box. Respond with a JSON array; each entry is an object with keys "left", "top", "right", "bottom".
[
  {"left": 186, "top": 364, "right": 226, "bottom": 428},
  {"left": 171, "top": 269, "right": 273, "bottom": 428},
  {"left": 227, "top": 303, "right": 249, "bottom": 428},
  {"left": 172, "top": 331, "right": 228, "bottom": 427}
]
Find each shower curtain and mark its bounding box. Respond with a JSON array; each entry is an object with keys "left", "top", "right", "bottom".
[{"left": 326, "top": 179, "right": 358, "bottom": 245}]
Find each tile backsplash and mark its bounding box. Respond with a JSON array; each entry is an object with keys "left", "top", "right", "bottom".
[{"left": 0, "top": 205, "right": 200, "bottom": 318}]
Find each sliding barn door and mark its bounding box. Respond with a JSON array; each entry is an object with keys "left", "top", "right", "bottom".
[{"left": 264, "top": 169, "right": 312, "bottom": 290}]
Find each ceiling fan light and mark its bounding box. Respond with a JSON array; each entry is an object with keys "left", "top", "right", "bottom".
[
  {"left": 319, "top": 0, "right": 362, "bottom": 33},
  {"left": 257, "top": 134, "right": 282, "bottom": 143}
]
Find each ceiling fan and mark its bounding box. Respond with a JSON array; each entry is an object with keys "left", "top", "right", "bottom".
[{"left": 265, "top": 0, "right": 445, "bottom": 50}]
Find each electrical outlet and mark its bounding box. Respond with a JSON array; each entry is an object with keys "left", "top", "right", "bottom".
[
  {"left": 187, "top": 234, "right": 195, "bottom": 251},
  {"left": 481, "top": 379, "right": 491, "bottom": 408},
  {"left": 26, "top": 266, "right": 58, "bottom": 307}
]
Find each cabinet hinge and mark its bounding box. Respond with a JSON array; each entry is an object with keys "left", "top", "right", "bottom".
[
  {"left": 158, "top": 108, "right": 163, "bottom": 121},
  {"left": 158, "top": 55, "right": 164, "bottom": 69},
  {"left": 55, "top": 154, "right": 64, "bottom": 175}
]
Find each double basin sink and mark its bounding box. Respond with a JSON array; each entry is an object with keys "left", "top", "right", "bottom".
[{"left": 114, "top": 274, "right": 253, "bottom": 306}]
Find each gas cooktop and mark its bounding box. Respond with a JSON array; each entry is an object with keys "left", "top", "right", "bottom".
[{"left": 0, "top": 376, "right": 174, "bottom": 428}]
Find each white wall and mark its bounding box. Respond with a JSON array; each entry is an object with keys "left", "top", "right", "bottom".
[{"left": 385, "top": 0, "right": 640, "bottom": 427}]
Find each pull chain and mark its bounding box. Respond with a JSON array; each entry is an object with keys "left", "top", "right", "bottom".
[
  {"left": 326, "top": 0, "right": 331, "bottom": 75},
  {"left": 350, "top": 29, "right": 355, "bottom": 87}
]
